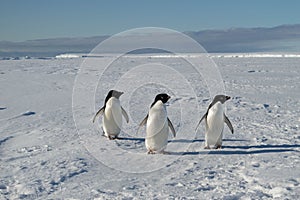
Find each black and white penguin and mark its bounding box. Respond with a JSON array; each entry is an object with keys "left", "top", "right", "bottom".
[
  {"left": 195, "top": 95, "right": 233, "bottom": 149},
  {"left": 93, "top": 90, "right": 129, "bottom": 140},
  {"left": 138, "top": 93, "right": 176, "bottom": 154}
]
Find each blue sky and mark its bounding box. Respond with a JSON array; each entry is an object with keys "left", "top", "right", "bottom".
[{"left": 1, "top": 0, "right": 300, "bottom": 41}]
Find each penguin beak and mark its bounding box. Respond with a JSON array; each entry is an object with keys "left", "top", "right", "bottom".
[
  {"left": 115, "top": 91, "right": 123, "bottom": 98},
  {"left": 167, "top": 95, "right": 171, "bottom": 100},
  {"left": 226, "top": 96, "right": 231, "bottom": 100}
]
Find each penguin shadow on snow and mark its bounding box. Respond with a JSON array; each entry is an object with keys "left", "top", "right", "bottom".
[
  {"left": 97, "top": 131, "right": 145, "bottom": 142},
  {"left": 169, "top": 139, "right": 204, "bottom": 143},
  {"left": 169, "top": 138, "right": 248, "bottom": 144},
  {"left": 164, "top": 138, "right": 252, "bottom": 155},
  {"left": 168, "top": 143, "right": 300, "bottom": 156},
  {"left": 101, "top": 135, "right": 299, "bottom": 155},
  {"left": 213, "top": 139, "right": 300, "bottom": 154},
  {"left": 116, "top": 136, "right": 145, "bottom": 142},
  {"left": 98, "top": 131, "right": 299, "bottom": 155},
  {"left": 163, "top": 132, "right": 299, "bottom": 155},
  {"left": 222, "top": 144, "right": 300, "bottom": 150}
]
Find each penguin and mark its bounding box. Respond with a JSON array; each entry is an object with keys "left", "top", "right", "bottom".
[
  {"left": 137, "top": 93, "right": 176, "bottom": 154},
  {"left": 195, "top": 95, "right": 234, "bottom": 149},
  {"left": 92, "top": 90, "right": 129, "bottom": 140}
]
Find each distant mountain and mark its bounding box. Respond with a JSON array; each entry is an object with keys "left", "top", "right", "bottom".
[
  {"left": 186, "top": 24, "right": 300, "bottom": 52},
  {"left": 1, "top": 24, "right": 300, "bottom": 57},
  {"left": 0, "top": 36, "right": 109, "bottom": 58}
]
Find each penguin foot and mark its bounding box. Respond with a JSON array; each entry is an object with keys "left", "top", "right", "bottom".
[
  {"left": 147, "top": 150, "right": 155, "bottom": 154},
  {"left": 204, "top": 146, "right": 210, "bottom": 149},
  {"left": 215, "top": 145, "right": 222, "bottom": 149},
  {"left": 107, "top": 135, "right": 117, "bottom": 140}
]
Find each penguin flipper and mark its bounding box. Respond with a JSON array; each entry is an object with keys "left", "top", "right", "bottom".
[
  {"left": 224, "top": 114, "right": 234, "bottom": 134},
  {"left": 92, "top": 107, "right": 105, "bottom": 123},
  {"left": 121, "top": 106, "right": 129, "bottom": 123},
  {"left": 168, "top": 117, "right": 176, "bottom": 137},
  {"left": 195, "top": 112, "right": 207, "bottom": 131},
  {"left": 136, "top": 114, "right": 148, "bottom": 134}
]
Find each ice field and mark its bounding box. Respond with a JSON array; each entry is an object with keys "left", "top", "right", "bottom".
[{"left": 0, "top": 54, "right": 299, "bottom": 199}]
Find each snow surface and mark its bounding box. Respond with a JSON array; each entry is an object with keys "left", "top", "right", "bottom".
[{"left": 0, "top": 55, "right": 299, "bottom": 199}]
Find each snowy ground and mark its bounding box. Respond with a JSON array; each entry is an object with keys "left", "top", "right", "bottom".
[{"left": 0, "top": 55, "right": 299, "bottom": 199}]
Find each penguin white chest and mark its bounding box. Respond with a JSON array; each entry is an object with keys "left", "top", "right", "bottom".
[
  {"left": 103, "top": 97, "right": 122, "bottom": 136},
  {"left": 146, "top": 102, "right": 169, "bottom": 152},
  {"left": 206, "top": 102, "right": 224, "bottom": 147}
]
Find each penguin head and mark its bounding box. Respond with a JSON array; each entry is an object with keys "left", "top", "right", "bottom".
[
  {"left": 151, "top": 93, "right": 171, "bottom": 107},
  {"left": 213, "top": 95, "right": 231, "bottom": 104},
  {"left": 109, "top": 90, "right": 124, "bottom": 98},
  {"left": 105, "top": 90, "right": 124, "bottom": 104}
]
